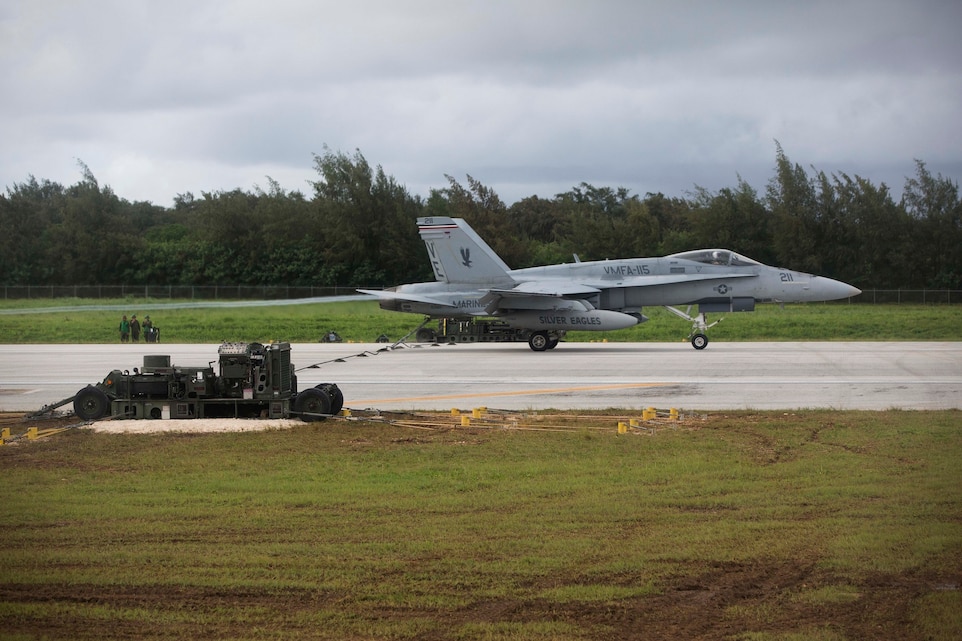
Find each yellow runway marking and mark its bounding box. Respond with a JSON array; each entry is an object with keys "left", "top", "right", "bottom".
[{"left": 350, "top": 382, "right": 671, "bottom": 404}]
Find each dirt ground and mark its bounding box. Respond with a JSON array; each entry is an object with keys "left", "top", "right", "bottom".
[
  {"left": 2, "top": 411, "right": 955, "bottom": 640},
  {"left": 0, "top": 562, "right": 948, "bottom": 640}
]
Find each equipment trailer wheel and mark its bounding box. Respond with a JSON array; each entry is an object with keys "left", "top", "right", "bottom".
[
  {"left": 315, "top": 383, "right": 343, "bottom": 415},
  {"left": 294, "top": 388, "right": 332, "bottom": 421},
  {"left": 691, "top": 333, "right": 709, "bottom": 350},
  {"left": 73, "top": 386, "right": 110, "bottom": 420}
]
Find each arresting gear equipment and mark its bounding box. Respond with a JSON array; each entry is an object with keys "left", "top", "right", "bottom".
[{"left": 27, "top": 342, "right": 343, "bottom": 423}]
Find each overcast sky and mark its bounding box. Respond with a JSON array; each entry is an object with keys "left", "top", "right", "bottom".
[{"left": 2, "top": 0, "right": 960, "bottom": 207}]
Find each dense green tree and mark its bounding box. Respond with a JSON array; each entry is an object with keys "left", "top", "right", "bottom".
[
  {"left": 0, "top": 176, "right": 66, "bottom": 283},
  {"left": 1, "top": 145, "right": 959, "bottom": 292},
  {"left": 553, "top": 184, "right": 657, "bottom": 260},
  {"left": 507, "top": 195, "right": 564, "bottom": 244},
  {"left": 829, "top": 173, "right": 910, "bottom": 288},
  {"left": 688, "top": 178, "right": 774, "bottom": 265},
  {"left": 641, "top": 193, "right": 694, "bottom": 255},
  {"left": 44, "top": 163, "right": 146, "bottom": 284},
  {"left": 139, "top": 223, "right": 191, "bottom": 285},
  {"left": 312, "top": 147, "right": 426, "bottom": 286},
  {"left": 902, "top": 161, "right": 962, "bottom": 288},
  {"left": 766, "top": 142, "right": 823, "bottom": 273},
  {"left": 312, "top": 148, "right": 376, "bottom": 270},
  {"left": 503, "top": 196, "right": 584, "bottom": 267}
]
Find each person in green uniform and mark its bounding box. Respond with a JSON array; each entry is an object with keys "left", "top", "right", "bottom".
[{"left": 130, "top": 315, "right": 141, "bottom": 342}]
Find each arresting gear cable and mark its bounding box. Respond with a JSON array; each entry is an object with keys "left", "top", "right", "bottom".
[{"left": 297, "top": 317, "right": 436, "bottom": 372}]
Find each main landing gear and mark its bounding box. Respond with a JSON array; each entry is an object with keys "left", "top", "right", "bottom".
[
  {"left": 663, "top": 306, "right": 721, "bottom": 350},
  {"left": 528, "top": 330, "right": 563, "bottom": 352}
]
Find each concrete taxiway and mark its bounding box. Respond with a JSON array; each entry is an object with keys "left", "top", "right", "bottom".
[{"left": 1, "top": 341, "right": 959, "bottom": 413}]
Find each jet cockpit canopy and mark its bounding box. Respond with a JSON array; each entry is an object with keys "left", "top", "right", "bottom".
[{"left": 668, "top": 249, "right": 761, "bottom": 267}]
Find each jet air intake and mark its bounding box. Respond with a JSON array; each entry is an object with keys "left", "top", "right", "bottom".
[{"left": 500, "top": 309, "right": 642, "bottom": 331}]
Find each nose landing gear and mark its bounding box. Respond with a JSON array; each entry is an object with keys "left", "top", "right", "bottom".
[{"left": 664, "top": 306, "right": 721, "bottom": 350}]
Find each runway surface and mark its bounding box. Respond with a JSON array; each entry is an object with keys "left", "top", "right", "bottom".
[{"left": 1, "top": 341, "right": 959, "bottom": 413}]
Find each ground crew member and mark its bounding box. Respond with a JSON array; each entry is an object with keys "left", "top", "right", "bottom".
[{"left": 130, "top": 315, "right": 141, "bottom": 342}]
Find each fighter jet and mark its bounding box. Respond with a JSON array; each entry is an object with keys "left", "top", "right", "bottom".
[{"left": 359, "top": 216, "right": 861, "bottom": 351}]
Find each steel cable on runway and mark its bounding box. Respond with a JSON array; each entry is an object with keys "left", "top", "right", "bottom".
[{"left": 296, "top": 319, "right": 439, "bottom": 372}]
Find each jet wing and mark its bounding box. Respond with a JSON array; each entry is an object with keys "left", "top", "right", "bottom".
[
  {"left": 489, "top": 281, "right": 602, "bottom": 297},
  {"left": 356, "top": 289, "right": 460, "bottom": 309}
]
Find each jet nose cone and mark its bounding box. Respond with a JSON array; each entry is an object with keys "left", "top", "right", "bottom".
[{"left": 814, "top": 277, "right": 861, "bottom": 300}]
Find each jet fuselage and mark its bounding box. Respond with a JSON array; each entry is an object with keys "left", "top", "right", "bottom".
[{"left": 377, "top": 253, "right": 857, "bottom": 317}]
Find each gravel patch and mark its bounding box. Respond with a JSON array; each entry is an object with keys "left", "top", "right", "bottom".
[{"left": 89, "top": 418, "right": 305, "bottom": 434}]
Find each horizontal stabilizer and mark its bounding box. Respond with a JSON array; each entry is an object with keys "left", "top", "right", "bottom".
[{"left": 356, "top": 289, "right": 459, "bottom": 309}]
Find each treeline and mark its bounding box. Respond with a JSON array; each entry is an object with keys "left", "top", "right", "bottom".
[{"left": 1, "top": 144, "right": 960, "bottom": 290}]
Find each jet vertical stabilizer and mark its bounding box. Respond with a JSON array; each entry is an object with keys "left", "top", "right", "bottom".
[{"left": 417, "top": 217, "right": 515, "bottom": 287}]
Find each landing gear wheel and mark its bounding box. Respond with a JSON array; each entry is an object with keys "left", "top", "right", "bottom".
[
  {"left": 529, "top": 331, "right": 550, "bottom": 352},
  {"left": 74, "top": 386, "right": 109, "bottom": 420},
  {"left": 416, "top": 328, "right": 437, "bottom": 343},
  {"left": 546, "top": 338, "right": 560, "bottom": 350},
  {"left": 691, "top": 333, "right": 709, "bottom": 350},
  {"left": 294, "top": 388, "right": 331, "bottom": 421}
]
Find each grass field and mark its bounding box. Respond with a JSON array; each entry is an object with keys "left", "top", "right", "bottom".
[
  {"left": 2, "top": 410, "right": 961, "bottom": 640},
  {"left": 1, "top": 299, "right": 959, "bottom": 638},
  {"left": 0, "top": 299, "right": 957, "bottom": 343}
]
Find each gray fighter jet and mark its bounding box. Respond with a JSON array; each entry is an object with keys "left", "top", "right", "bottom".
[{"left": 359, "top": 216, "right": 861, "bottom": 351}]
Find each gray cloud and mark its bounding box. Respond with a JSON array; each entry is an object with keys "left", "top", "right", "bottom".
[{"left": 1, "top": 0, "right": 959, "bottom": 206}]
